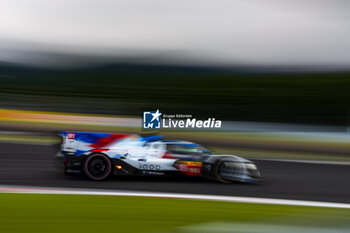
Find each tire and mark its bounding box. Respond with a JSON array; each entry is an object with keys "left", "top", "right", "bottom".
[
  {"left": 83, "top": 153, "right": 112, "bottom": 181},
  {"left": 212, "top": 158, "right": 239, "bottom": 183}
]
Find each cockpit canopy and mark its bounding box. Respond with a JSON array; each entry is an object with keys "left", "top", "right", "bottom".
[{"left": 166, "top": 142, "right": 211, "bottom": 155}]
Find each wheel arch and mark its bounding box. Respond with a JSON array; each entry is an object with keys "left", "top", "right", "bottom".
[{"left": 83, "top": 152, "right": 113, "bottom": 180}]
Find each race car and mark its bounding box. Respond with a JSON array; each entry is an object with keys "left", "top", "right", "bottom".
[{"left": 55, "top": 131, "right": 260, "bottom": 183}]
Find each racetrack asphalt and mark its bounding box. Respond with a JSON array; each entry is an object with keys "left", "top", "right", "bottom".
[{"left": 0, "top": 142, "right": 349, "bottom": 203}]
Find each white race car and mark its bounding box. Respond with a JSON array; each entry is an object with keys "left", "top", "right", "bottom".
[{"left": 56, "top": 131, "right": 260, "bottom": 183}]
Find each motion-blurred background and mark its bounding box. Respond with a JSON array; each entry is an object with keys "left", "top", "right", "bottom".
[
  {"left": 0, "top": 1, "right": 350, "bottom": 233},
  {"left": 1, "top": 0, "right": 350, "bottom": 126},
  {"left": 2, "top": 0, "right": 350, "bottom": 163}
]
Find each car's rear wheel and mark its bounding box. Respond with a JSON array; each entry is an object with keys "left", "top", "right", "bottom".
[{"left": 83, "top": 153, "right": 112, "bottom": 180}]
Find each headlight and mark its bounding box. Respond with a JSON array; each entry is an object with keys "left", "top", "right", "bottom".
[
  {"left": 246, "top": 163, "right": 260, "bottom": 178},
  {"left": 246, "top": 163, "right": 257, "bottom": 170}
]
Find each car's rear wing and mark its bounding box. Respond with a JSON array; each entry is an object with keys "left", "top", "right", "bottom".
[{"left": 58, "top": 131, "right": 133, "bottom": 155}]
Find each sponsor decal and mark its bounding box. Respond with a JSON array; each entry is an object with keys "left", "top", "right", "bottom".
[
  {"left": 141, "top": 171, "right": 165, "bottom": 176},
  {"left": 175, "top": 161, "right": 202, "bottom": 176},
  {"left": 67, "top": 132, "right": 75, "bottom": 139},
  {"left": 143, "top": 109, "right": 222, "bottom": 129},
  {"left": 139, "top": 163, "right": 162, "bottom": 171}
]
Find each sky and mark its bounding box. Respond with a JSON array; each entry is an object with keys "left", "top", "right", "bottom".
[{"left": 0, "top": 0, "right": 350, "bottom": 68}]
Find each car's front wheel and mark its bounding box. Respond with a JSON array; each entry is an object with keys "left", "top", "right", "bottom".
[{"left": 83, "top": 153, "right": 112, "bottom": 180}]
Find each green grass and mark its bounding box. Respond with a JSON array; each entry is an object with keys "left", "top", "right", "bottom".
[{"left": 0, "top": 194, "right": 349, "bottom": 233}]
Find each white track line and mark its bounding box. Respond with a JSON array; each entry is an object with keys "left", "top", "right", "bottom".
[{"left": 0, "top": 185, "right": 349, "bottom": 209}]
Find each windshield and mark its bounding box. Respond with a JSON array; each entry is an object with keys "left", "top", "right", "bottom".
[{"left": 167, "top": 143, "right": 211, "bottom": 155}]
